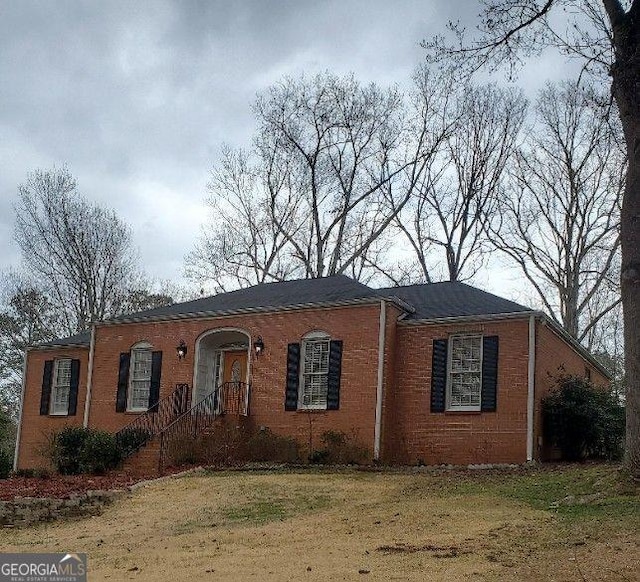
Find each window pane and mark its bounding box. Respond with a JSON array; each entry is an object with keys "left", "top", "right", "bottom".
[
  {"left": 129, "top": 349, "right": 152, "bottom": 409},
  {"left": 302, "top": 374, "right": 328, "bottom": 407},
  {"left": 51, "top": 359, "right": 71, "bottom": 414},
  {"left": 301, "top": 339, "right": 329, "bottom": 408},
  {"left": 449, "top": 336, "right": 482, "bottom": 409},
  {"left": 303, "top": 340, "right": 329, "bottom": 374}
]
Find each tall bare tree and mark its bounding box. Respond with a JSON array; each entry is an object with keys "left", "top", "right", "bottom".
[
  {"left": 423, "top": 0, "right": 640, "bottom": 476},
  {"left": 14, "top": 167, "right": 167, "bottom": 334},
  {"left": 185, "top": 146, "right": 303, "bottom": 291},
  {"left": 494, "top": 81, "right": 624, "bottom": 346},
  {"left": 396, "top": 83, "right": 526, "bottom": 282},
  {"left": 187, "top": 71, "right": 453, "bottom": 290}
]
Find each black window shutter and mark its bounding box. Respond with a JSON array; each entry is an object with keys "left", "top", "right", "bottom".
[
  {"left": 40, "top": 360, "right": 54, "bottom": 415},
  {"left": 285, "top": 343, "right": 300, "bottom": 411},
  {"left": 116, "top": 352, "right": 130, "bottom": 412},
  {"left": 149, "top": 351, "right": 163, "bottom": 412},
  {"left": 67, "top": 359, "right": 81, "bottom": 416},
  {"left": 327, "top": 340, "right": 343, "bottom": 410},
  {"left": 481, "top": 336, "right": 499, "bottom": 412},
  {"left": 431, "top": 339, "right": 448, "bottom": 413}
]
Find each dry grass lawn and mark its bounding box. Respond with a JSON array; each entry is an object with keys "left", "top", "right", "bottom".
[{"left": 1, "top": 464, "right": 638, "bottom": 581}]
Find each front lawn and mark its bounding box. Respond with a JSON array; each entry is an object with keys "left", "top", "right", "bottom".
[{"left": 0, "top": 464, "right": 637, "bottom": 581}]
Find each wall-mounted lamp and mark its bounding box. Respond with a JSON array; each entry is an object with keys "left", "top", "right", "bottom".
[
  {"left": 254, "top": 335, "right": 265, "bottom": 357},
  {"left": 176, "top": 340, "right": 188, "bottom": 360}
]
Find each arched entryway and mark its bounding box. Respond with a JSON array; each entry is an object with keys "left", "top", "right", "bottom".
[{"left": 193, "top": 328, "right": 251, "bottom": 415}]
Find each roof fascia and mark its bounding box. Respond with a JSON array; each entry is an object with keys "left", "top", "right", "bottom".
[
  {"left": 398, "top": 311, "right": 535, "bottom": 326},
  {"left": 99, "top": 295, "right": 412, "bottom": 327},
  {"left": 28, "top": 343, "right": 90, "bottom": 352}
]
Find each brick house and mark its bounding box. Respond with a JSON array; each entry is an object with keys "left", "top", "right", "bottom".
[{"left": 13, "top": 275, "right": 609, "bottom": 472}]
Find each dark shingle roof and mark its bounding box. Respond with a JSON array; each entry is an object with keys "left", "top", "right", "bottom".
[
  {"left": 35, "top": 276, "right": 533, "bottom": 348},
  {"left": 38, "top": 330, "right": 91, "bottom": 348},
  {"left": 109, "top": 275, "right": 378, "bottom": 322},
  {"left": 378, "top": 281, "right": 532, "bottom": 320}
]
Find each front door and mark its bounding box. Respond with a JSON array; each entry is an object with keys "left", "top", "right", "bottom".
[
  {"left": 219, "top": 350, "right": 248, "bottom": 414},
  {"left": 222, "top": 350, "right": 248, "bottom": 385}
]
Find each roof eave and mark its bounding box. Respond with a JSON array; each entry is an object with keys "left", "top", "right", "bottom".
[
  {"left": 28, "top": 343, "right": 90, "bottom": 352},
  {"left": 100, "top": 295, "right": 413, "bottom": 326},
  {"left": 398, "top": 311, "right": 535, "bottom": 326}
]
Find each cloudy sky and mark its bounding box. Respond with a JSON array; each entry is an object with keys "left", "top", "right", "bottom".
[{"left": 0, "top": 0, "right": 577, "bottom": 299}]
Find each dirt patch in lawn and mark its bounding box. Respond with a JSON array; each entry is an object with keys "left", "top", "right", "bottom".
[{"left": 0, "top": 465, "right": 637, "bottom": 581}]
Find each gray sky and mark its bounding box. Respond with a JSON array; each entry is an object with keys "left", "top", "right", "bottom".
[{"left": 0, "top": 0, "right": 577, "bottom": 298}]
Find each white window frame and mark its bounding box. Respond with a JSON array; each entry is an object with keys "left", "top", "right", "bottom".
[
  {"left": 50, "top": 358, "right": 72, "bottom": 416},
  {"left": 127, "top": 341, "right": 153, "bottom": 412},
  {"left": 298, "top": 331, "right": 331, "bottom": 410},
  {"left": 446, "top": 334, "right": 483, "bottom": 412}
]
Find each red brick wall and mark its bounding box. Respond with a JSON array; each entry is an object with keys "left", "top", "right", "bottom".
[
  {"left": 534, "top": 321, "right": 609, "bottom": 460},
  {"left": 16, "top": 347, "right": 89, "bottom": 470},
  {"left": 384, "top": 319, "right": 531, "bottom": 465},
  {"left": 83, "top": 303, "right": 382, "bottom": 459},
  {"left": 17, "top": 306, "right": 609, "bottom": 471}
]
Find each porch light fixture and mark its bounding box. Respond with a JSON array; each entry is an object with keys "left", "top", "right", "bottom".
[
  {"left": 176, "top": 340, "right": 188, "bottom": 360},
  {"left": 254, "top": 335, "right": 265, "bottom": 357}
]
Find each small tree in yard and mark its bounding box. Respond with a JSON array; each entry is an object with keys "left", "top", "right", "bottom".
[{"left": 543, "top": 375, "right": 625, "bottom": 461}]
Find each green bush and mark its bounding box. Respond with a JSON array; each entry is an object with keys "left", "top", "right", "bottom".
[
  {"left": 0, "top": 448, "right": 12, "bottom": 479},
  {"left": 50, "top": 426, "right": 122, "bottom": 475},
  {"left": 115, "top": 426, "right": 152, "bottom": 457},
  {"left": 79, "top": 430, "right": 122, "bottom": 474},
  {"left": 543, "top": 375, "right": 625, "bottom": 461}
]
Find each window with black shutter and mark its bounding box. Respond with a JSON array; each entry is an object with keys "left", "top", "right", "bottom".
[
  {"left": 285, "top": 331, "right": 343, "bottom": 411},
  {"left": 116, "top": 341, "right": 160, "bottom": 412},
  {"left": 431, "top": 334, "right": 499, "bottom": 413}
]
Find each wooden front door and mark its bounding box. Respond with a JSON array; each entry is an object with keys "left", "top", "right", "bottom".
[
  {"left": 222, "top": 350, "right": 248, "bottom": 385},
  {"left": 220, "top": 350, "right": 248, "bottom": 414}
]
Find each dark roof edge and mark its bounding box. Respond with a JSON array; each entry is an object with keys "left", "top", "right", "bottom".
[
  {"left": 540, "top": 313, "right": 613, "bottom": 381},
  {"left": 397, "top": 311, "right": 534, "bottom": 326},
  {"left": 101, "top": 295, "right": 414, "bottom": 326},
  {"left": 28, "top": 342, "right": 90, "bottom": 352}
]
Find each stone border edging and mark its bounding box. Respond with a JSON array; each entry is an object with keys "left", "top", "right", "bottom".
[{"left": 1, "top": 466, "right": 206, "bottom": 528}]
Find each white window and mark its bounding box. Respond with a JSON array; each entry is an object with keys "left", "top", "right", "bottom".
[
  {"left": 299, "top": 332, "right": 330, "bottom": 410},
  {"left": 447, "top": 334, "right": 483, "bottom": 411},
  {"left": 50, "top": 358, "right": 72, "bottom": 415},
  {"left": 128, "top": 344, "right": 153, "bottom": 411}
]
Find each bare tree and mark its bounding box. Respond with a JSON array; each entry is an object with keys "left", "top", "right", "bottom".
[
  {"left": 0, "top": 279, "right": 59, "bottom": 418},
  {"left": 396, "top": 82, "right": 526, "bottom": 282},
  {"left": 423, "top": 0, "right": 640, "bottom": 476},
  {"left": 14, "top": 167, "right": 145, "bottom": 334},
  {"left": 185, "top": 146, "right": 303, "bottom": 292},
  {"left": 187, "top": 71, "right": 452, "bottom": 290},
  {"left": 494, "top": 81, "right": 623, "bottom": 346}
]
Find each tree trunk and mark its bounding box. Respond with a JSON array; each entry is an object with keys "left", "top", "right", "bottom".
[
  {"left": 620, "top": 146, "right": 640, "bottom": 477},
  {"left": 613, "top": 39, "right": 640, "bottom": 477}
]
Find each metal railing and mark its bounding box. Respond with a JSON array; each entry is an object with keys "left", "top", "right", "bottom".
[
  {"left": 114, "top": 383, "right": 190, "bottom": 458},
  {"left": 158, "top": 381, "right": 250, "bottom": 472}
]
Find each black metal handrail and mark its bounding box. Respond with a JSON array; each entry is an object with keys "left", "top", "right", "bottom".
[
  {"left": 115, "top": 383, "right": 190, "bottom": 458},
  {"left": 158, "top": 381, "right": 250, "bottom": 472}
]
